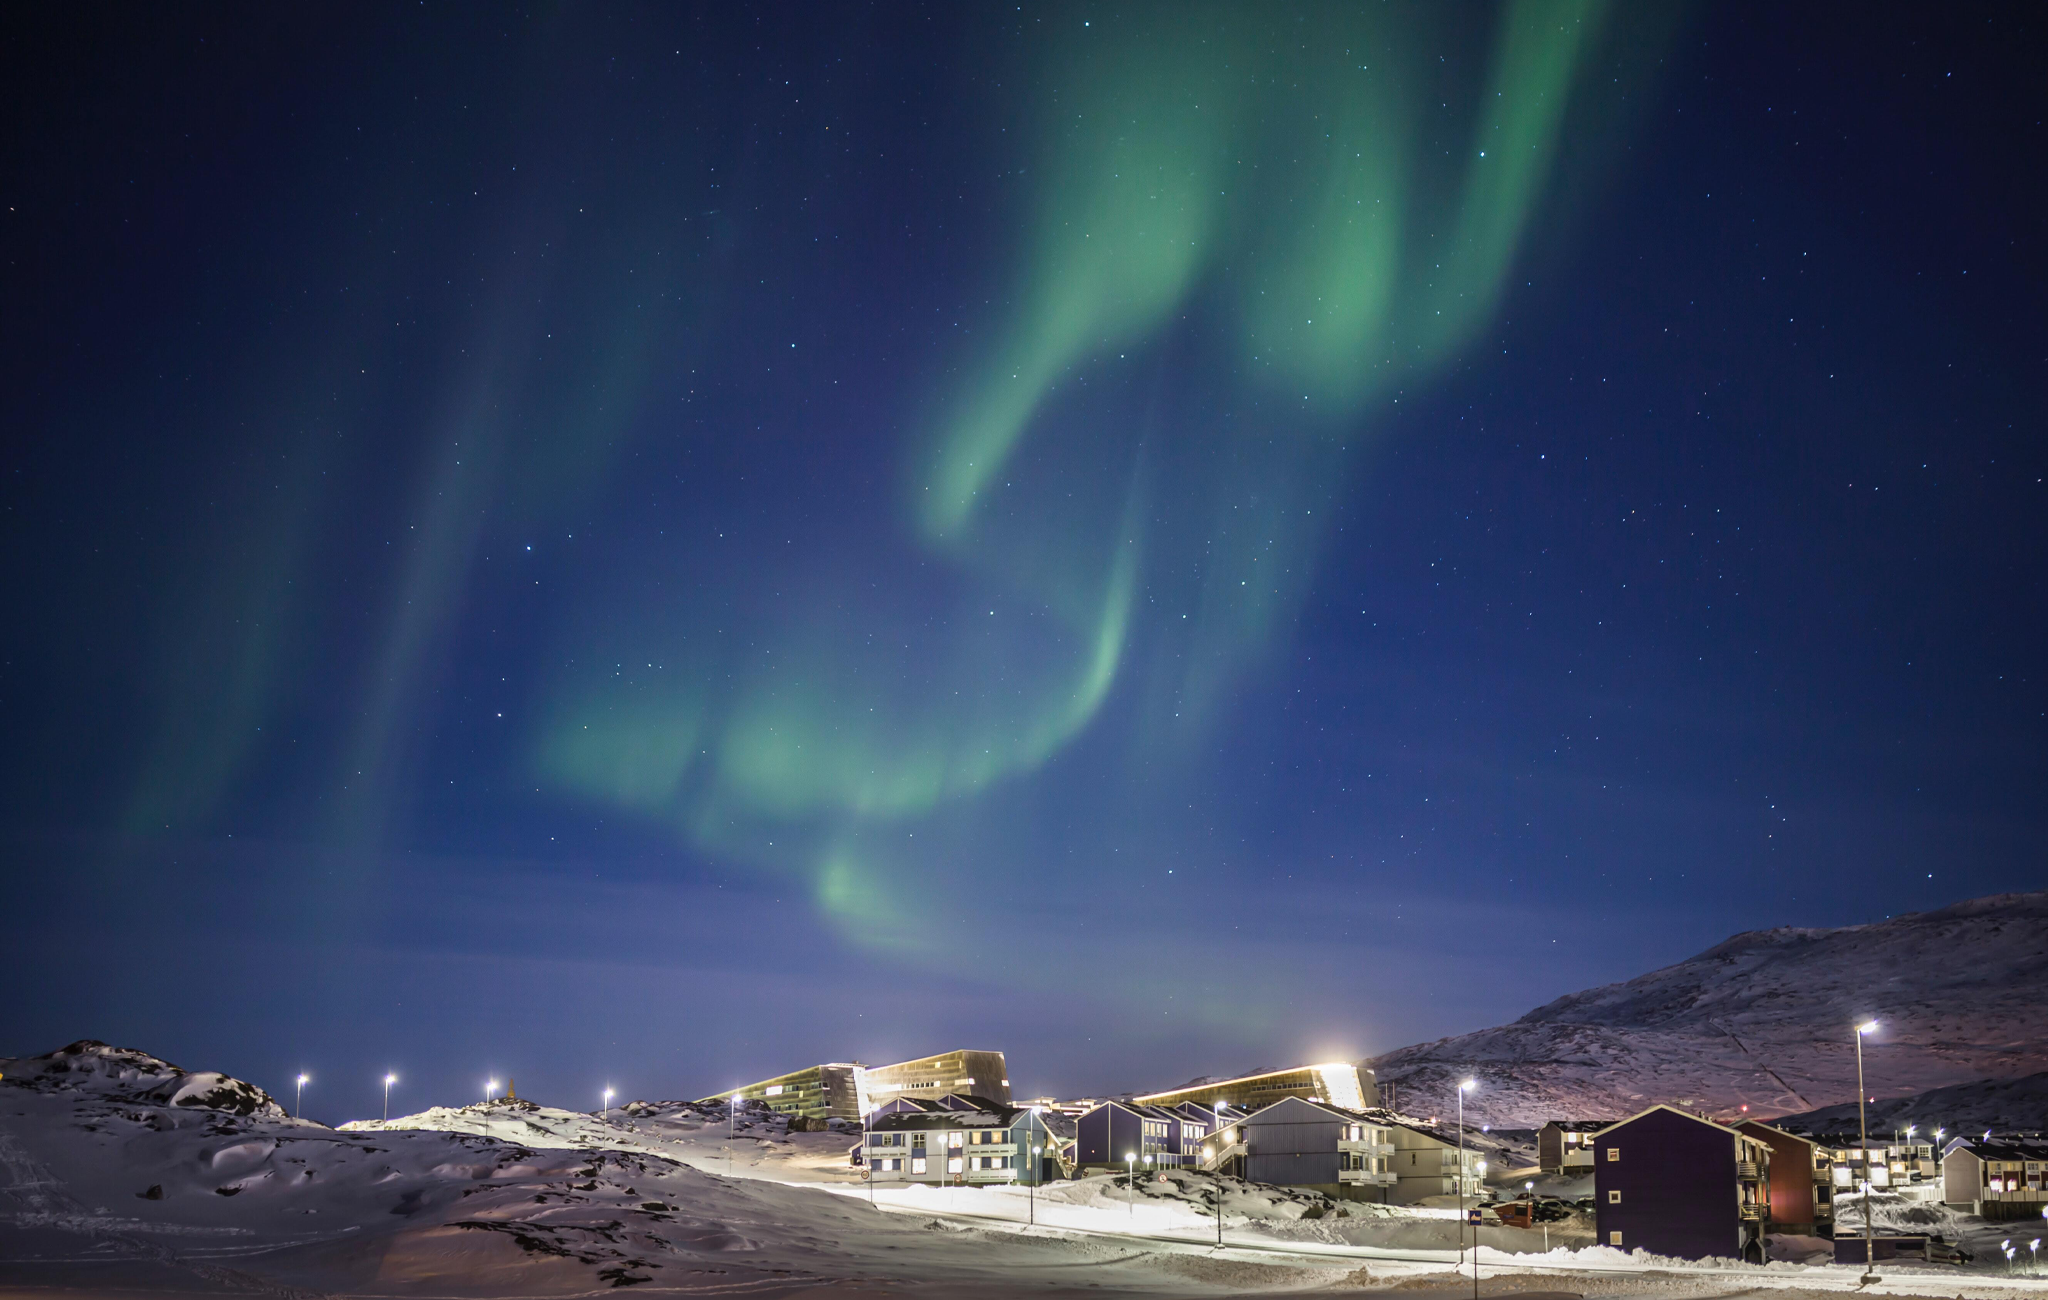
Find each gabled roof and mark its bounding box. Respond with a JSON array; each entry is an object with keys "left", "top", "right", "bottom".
[
  {"left": 1241, "top": 1095, "right": 1386, "bottom": 1127},
  {"left": 870, "top": 1104, "right": 1028, "bottom": 1132},
  {"left": 1541, "top": 1119, "right": 1613, "bottom": 1133},
  {"left": 1735, "top": 1118, "right": 1819, "bottom": 1146},
  {"left": 1082, "top": 1099, "right": 1200, "bottom": 1124},
  {"left": 1600, "top": 1103, "right": 1752, "bottom": 1139},
  {"left": 1944, "top": 1137, "right": 2048, "bottom": 1162}
]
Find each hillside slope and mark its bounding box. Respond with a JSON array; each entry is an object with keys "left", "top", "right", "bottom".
[
  {"left": 1368, "top": 892, "right": 2048, "bottom": 1127},
  {"left": 1771, "top": 1071, "right": 2048, "bottom": 1138}
]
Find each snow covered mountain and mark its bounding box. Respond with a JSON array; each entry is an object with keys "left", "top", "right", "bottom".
[
  {"left": 1367, "top": 892, "right": 2048, "bottom": 1128},
  {"left": 1771, "top": 1071, "right": 2048, "bottom": 1139}
]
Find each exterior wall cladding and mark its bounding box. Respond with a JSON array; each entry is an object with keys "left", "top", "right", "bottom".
[
  {"left": 1595, "top": 1107, "right": 1754, "bottom": 1261},
  {"left": 1246, "top": 1117, "right": 1344, "bottom": 1187}
]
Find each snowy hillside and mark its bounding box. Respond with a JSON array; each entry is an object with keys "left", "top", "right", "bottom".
[
  {"left": 1368, "top": 892, "right": 2048, "bottom": 1127},
  {"left": 0, "top": 1041, "right": 1340, "bottom": 1295},
  {"left": 1772, "top": 1071, "right": 2048, "bottom": 1138}
]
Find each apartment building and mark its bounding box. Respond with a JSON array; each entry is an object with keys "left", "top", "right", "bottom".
[
  {"left": 1383, "top": 1116, "right": 1486, "bottom": 1205},
  {"left": 1074, "top": 1100, "right": 1214, "bottom": 1170},
  {"left": 1941, "top": 1136, "right": 2048, "bottom": 1220},
  {"left": 863, "top": 1100, "right": 1061, "bottom": 1186},
  {"left": 1131, "top": 1063, "right": 1378, "bottom": 1114},
  {"left": 699, "top": 1049, "right": 1010, "bottom": 1120},
  {"left": 1233, "top": 1097, "right": 1399, "bottom": 1201},
  {"left": 1735, "top": 1119, "right": 1833, "bottom": 1236},
  {"left": 1593, "top": 1105, "right": 1773, "bottom": 1263},
  {"left": 1537, "top": 1120, "right": 1609, "bottom": 1176}
]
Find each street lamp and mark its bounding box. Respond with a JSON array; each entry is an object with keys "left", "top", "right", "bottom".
[
  {"left": 485, "top": 1078, "right": 498, "bottom": 1143},
  {"left": 295, "top": 1073, "right": 309, "bottom": 1119},
  {"left": 1213, "top": 1102, "right": 1233, "bottom": 1250},
  {"left": 1458, "top": 1079, "right": 1477, "bottom": 1300},
  {"left": 383, "top": 1073, "right": 397, "bottom": 1123},
  {"left": 1126, "top": 1151, "right": 1136, "bottom": 1219},
  {"left": 862, "top": 1101, "right": 877, "bottom": 1206},
  {"left": 1855, "top": 1021, "right": 1879, "bottom": 1283},
  {"left": 602, "top": 1086, "right": 615, "bottom": 1116},
  {"left": 1029, "top": 1143, "right": 1042, "bottom": 1225}
]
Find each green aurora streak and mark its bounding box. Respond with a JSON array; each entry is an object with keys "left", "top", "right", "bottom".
[{"left": 533, "top": 1, "right": 1621, "bottom": 958}]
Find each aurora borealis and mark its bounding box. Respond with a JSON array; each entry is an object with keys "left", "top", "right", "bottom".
[{"left": 4, "top": 3, "right": 2044, "bottom": 1121}]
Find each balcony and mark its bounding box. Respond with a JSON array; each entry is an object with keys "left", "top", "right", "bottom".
[
  {"left": 1199, "top": 1141, "right": 1246, "bottom": 1172},
  {"left": 1339, "top": 1140, "right": 1397, "bottom": 1157},
  {"left": 1737, "top": 1161, "right": 1762, "bottom": 1179},
  {"left": 1339, "top": 1169, "right": 1399, "bottom": 1186}
]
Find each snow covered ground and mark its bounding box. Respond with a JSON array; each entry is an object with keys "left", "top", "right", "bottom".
[{"left": 7, "top": 1040, "right": 2048, "bottom": 1298}]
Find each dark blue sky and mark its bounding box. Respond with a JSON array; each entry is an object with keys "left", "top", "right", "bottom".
[{"left": 3, "top": 2, "right": 2042, "bottom": 1125}]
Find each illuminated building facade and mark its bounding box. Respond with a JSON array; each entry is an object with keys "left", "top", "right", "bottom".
[
  {"left": 700, "top": 1049, "right": 1009, "bottom": 1120},
  {"left": 1131, "top": 1062, "right": 1377, "bottom": 1114}
]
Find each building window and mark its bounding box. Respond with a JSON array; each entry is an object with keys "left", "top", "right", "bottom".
[
  {"left": 1606, "top": 1147, "right": 1620, "bottom": 1162},
  {"left": 1610, "top": 1232, "right": 1623, "bottom": 1247},
  {"left": 948, "top": 1157, "right": 963, "bottom": 1174},
  {"left": 911, "top": 1158, "right": 927, "bottom": 1175},
  {"left": 1608, "top": 1190, "right": 1621, "bottom": 1204}
]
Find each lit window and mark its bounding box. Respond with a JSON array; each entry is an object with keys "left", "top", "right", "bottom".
[
  {"left": 1610, "top": 1231, "right": 1623, "bottom": 1246},
  {"left": 1608, "top": 1189, "right": 1621, "bottom": 1204},
  {"left": 1607, "top": 1147, "right": 1620, "bottom": 1162},
  {"left": 948, "top": 1157, "right": 963, "bottom": 1174},
  {"left": 911, "top": 1157, "right": 926, "bottom": 1175}
]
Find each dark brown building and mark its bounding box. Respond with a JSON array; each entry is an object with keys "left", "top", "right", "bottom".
[
  {"left": 1594, "top": 1105, "right": 1772, "bottom": 1262},
  {"left": 1736, "top": 1119, "right": 1833, "bottom": 1236},
  {"left": 1538, "top": 1119, "right": 1609, "bottom": 1176}
]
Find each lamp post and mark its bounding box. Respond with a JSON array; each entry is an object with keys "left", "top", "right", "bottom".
[
  {"left": 1126, "top": 1151, "right": 1136, "bottom": 1219},
  {"left": 1214, "top": 1102, "right": 1231, "bottom": 1250},
  {"left": 864, "top": 1102, "right": 875, "bottom": 1206},
  {"left": 294, "top": 1073, "right": 309, "bottom": 1119},
  {"left": 1855, "top": 1021, "right": 1879, "bottom": 1284},
  {"left": 383, "top": 1073, "right": 397, "bottom": 1123},
  {"left": 602, "top": 1086, "right": 615, "bottom": 1116},
  {"left": 485, "top": 1078, "right": 498, "bottom": 1142},
  {"left": 1458, "top": 1079, "right": 1476, "bottom": 1300},
  {"left": 1029, "top": 1143, "right": 1042, "bottom": 1225}
]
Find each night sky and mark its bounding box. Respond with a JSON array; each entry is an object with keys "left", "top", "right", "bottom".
[{"left": 3, "top": 3, "right": 2043, "bottom": 1125}]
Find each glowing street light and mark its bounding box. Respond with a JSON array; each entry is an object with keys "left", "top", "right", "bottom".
[
  {"left": 1458, "top": 1079, "right": 1478, "bottom": 1300},
  {"left": 1213, "top": 1101, "right": 1234, "bottom": 1250},
  {"left": 602, "top": 1086, "right": 615, "bottom": 1115},
  {"left": 1029, "top": 1143, "right": 1043, "bottom": 1225},
  {"left": 484, "top": 1078, "right": 498, "bottom": 1143},
  {"left": 295, "top": 1073, "right": 309, "bottom": 1119},
  {"left": 383, "top": 1073, "right": 397, "bottom": 1122},
  {"left": 1125, "top": 1151, "right": 1136, "bottom": 1219},
  {"left": 1854, "top": 1021, "right": 1879, "bottom": 1284}
]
